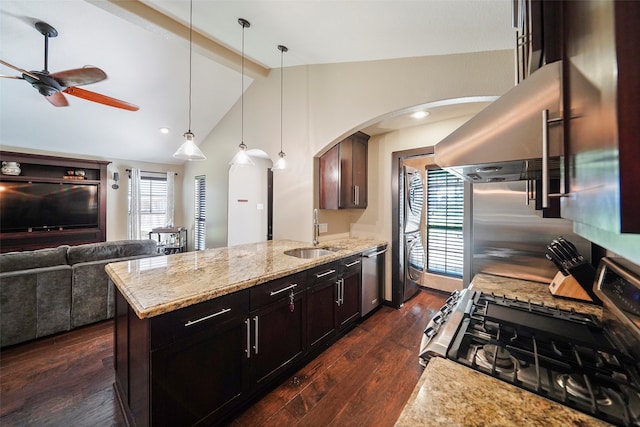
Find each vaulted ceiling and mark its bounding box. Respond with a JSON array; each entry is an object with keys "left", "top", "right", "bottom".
[{"left": 0, "top": 0, "right": 513, "bottom": 164}]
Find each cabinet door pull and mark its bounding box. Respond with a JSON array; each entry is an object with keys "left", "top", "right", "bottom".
[
  {"left": 345, "top": 260, "right": 361, "bottom": 268},
  {"left": 336, "top": 279, "right": 342, "bottom": 306},
  {"left": 253, "top": 316, "right": 259, "bottom": 355},
  {"left": 245, "top": 318, "right": 251, "bottom": 358},
  {"left": 315, "top": 269, "right": 336, "bottom": 279},
  {"left": 269, "top": 283, "right": 297, "bottom": 296},
  {"left": 184, "top": 308, "right": 231, "bottom": 327},
  {"left": 542, "top": 109, "right": 567, "bottom": 208}
]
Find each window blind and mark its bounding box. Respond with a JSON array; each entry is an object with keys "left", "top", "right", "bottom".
[
  {"left": 426, "top": 169, "right": 464, "bottom": 277},
  {"left": 129, "top": 175, "right": 167, "bottom": 237},
  {"left": 194, "top": 175, "right": 206, "bottom": 251}
]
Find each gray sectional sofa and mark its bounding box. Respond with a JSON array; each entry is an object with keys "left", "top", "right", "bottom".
[{"left": 0, "top": 239, "right": 159, "bottom": 348}]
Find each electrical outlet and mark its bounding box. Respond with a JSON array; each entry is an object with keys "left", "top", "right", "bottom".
[{"left": 319, "top": 223, "right": 328, "bottom": 233}]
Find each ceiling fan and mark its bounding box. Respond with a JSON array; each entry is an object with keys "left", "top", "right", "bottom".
[{"left": 0, "top": 21, "right": 139, "bottom": 111}]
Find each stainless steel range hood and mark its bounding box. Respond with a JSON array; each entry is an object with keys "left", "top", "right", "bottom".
[{"left": 434, "top": 61, "right": 563, "bottom": 183}]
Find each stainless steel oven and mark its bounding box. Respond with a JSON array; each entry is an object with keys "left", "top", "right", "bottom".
[{"left": 419, "top": 257, "right": 640, "bottom": 426}]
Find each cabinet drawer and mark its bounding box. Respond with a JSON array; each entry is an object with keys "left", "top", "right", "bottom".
[
  {"left": 250, "top": 272, "right": 306, "bottom": 309},
  {"left": 339, "top": 255, "right": 362, "bottom": 274},
  {"left": 150, "top": 290, "right": 249, "bottom": 350},
  {"left": 308, "top": 262, "right": 339, "bottom": 285}
]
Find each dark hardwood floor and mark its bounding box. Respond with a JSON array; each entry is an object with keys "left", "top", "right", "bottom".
[{"left": 0, "top": 289, "right": 446, "bottom": 426}]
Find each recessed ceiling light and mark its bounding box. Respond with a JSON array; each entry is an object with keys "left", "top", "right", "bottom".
[
  {"left": 411, "top": 111, "right": 430, "bottom": 119},
  {"left": 159, "top": 127, "right": 170, "bottom": 134}
]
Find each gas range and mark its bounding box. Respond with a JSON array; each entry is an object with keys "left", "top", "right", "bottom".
[{"left": 419, "top": 258, "right": 640, "bottom": 427}]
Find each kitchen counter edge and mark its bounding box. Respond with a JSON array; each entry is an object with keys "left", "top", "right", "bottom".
[{"left": 106, "top": 238, "right": 386, "bottom": 320}]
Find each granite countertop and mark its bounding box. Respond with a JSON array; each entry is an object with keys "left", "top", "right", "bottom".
[
  {"left": 395, "top": 273, "right": 608, "bottom": 426},
  {"left": 395, "top": 357, "right": 611, "bottom": 427},
  {"left": 105, "top": 238, "right": 385, "bottom": 319}
]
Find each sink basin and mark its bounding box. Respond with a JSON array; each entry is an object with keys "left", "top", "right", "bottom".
[
  {"left": 284, "top": 248, "right": 335, "bottom": 259},
  {"left": 321, "top": 246, "right": 344, "bottom": 252}
]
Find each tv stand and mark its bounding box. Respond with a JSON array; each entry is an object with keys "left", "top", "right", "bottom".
[{"left": 0, "top": 151, "right": 110, "bottom": 253}]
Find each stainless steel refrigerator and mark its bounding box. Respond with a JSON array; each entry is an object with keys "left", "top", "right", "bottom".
[{"left": 470, "top": 181, "right": 591, "bottom": 284}]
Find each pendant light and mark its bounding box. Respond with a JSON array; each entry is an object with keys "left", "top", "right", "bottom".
[
  {"left": 229, "top": 18, "right": 255, "bottom": 167},
  {"left": 173, "top": 0, "right": 206, "bottom": 161},
  {"left": 272, "top": 44, "right": 288, "bottom": 172}
]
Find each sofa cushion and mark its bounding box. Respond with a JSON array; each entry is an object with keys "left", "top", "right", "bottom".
[
  {"left": 0, "top": 245, "right": 69, "bottom": 273},
  {"left": 66, "top": 239, "right": 157, "bottom": 265},
  {"left": 0, "top": 265, "right": 72, "bottom": 347}
]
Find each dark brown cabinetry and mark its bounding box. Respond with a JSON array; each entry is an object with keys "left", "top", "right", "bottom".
[
  {"left": 248, "top": 273, "right": 307, "bottom": 389},
  {"left": 307, "top": 256, "right": 362, "bottom": 352},
  {"left": 114, "top": 266, "right": 361, "bottom": 426},
  {"left": 561, "top": 0, "right": 640, "bottom": 234},
  {"left": 307, "top": 264, "right": 339, "bottom": 351},
  {"left": 0, "top": 151, "right": 109, "bottom": 252},
  {"left": 513, "top": 0, "right": 563, "bottom": 84},
  {"left": 336, "top": 255, "right": 362, "bottom": 330},
  {"left": 319, "top": 132, "right": 369, "bottom": 209},
  {"left": 115, "top": 255, "right": 361, "bottom": 426},
  {"left": 115, "top": 287, "right": 250, "bottom": 427}
]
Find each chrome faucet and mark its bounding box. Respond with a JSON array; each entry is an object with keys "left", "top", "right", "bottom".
[{"left": 312, "top": 208, "right": 319, "bottom": 246}]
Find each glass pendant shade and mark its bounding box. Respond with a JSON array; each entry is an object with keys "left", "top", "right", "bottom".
[
  {"left": 272, "top": 44, "right": 289, "bottom": 172},
  {"left": 272, "top": 151, "right": 287, "bottom": 172},
  {"left": 229, "top": 142, "right": 255, "bottom": 166},
  {"left": 230, "top": 18, "right": 255, "bottom": 167},
  {"left": 174, "top": 131, "right": 206, "bottom": 161},
  {"left": 173, "top": 0, "right": 206, "bottom": 161}
]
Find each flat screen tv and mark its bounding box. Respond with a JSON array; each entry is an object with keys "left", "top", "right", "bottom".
[{"left": 0, "top": 181, "right": 99, "bottom": 233}]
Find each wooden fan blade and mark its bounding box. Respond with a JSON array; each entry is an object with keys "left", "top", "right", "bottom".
[
  {"left": 0, "top": 59, "right": 40, "bottom": 81},
  {"left": 45, "top": 92, "right": 69, "bottom": 107},
  {"left": 63, "top": 86, "right": 139, "bottom": 111},
  {"left": 50, "top": 66, "right": 107, "bottom": 87},
  {"left": 0, "top": 74, "right": 24, "bottom": 79}
]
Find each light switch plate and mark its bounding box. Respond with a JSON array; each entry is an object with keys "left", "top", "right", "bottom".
[{"left": 319, "top": 223, "right": 328, "bottom": 233}]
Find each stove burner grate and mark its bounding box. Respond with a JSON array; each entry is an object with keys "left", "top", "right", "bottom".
[
  {"left": 474, "top": 344, "right": 518, "bottom": 373},
  {"left": 556, "top": 374, "right": 614, "bottom": 406}
]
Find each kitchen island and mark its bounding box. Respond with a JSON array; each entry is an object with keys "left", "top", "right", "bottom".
[
  {"left": 395, "top": 273, "right": 608, "bottom": 426},
  {"left": 106, "top": 238, "right": 386, "bottom": 427}
]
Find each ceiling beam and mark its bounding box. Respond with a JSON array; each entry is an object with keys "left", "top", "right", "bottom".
[{"left": 85, "top": 0, "right": 270, "bottom": 79}]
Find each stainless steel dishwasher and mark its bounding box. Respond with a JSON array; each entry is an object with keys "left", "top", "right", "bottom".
[{"left": 361, "top": 245, "right": 387, "bottom": 316}]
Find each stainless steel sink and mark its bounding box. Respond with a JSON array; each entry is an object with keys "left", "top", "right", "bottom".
[
  {"left": 321, "top": 246, "right": 344, "bottom": 252},
  {"left": 284, "top": 247, "right": 335, "bottom": 259}
]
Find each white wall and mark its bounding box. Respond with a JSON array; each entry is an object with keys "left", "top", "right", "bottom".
[
  {"left": 227, "top": 157, "right": 272, "bottom": 246},
  {"left": 181, "top": 50, "right": 514, "bottom": 251}
]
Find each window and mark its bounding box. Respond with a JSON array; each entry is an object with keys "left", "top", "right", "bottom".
[
  {"left": 426, "top": 169, "right": 464, "bottom": 277},
  {"left": 194, "top": 175, "right": 206, "bottom": 251},
  {"left": 129, "top": 174, "right": 167, "bottom": 237}
]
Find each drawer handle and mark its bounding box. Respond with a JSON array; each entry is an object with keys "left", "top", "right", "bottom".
[
  {"left": 315, "top": 269, "right": 336, "bottom": 279},
  {"left": 269, "top": 283, "right": 297, "bottom": 296},
  {"left": 345, "top": 260, "right": 361, "bottom": 268},
  {"left": 184, "top": 308, "right": 231, "bottom": 327}
]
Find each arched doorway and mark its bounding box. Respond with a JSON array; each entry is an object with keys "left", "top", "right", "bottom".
[{"left": 227, "top": 150, "right": 273, "bottom": 246}]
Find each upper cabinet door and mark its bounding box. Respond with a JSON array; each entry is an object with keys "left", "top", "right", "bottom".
[
  {"left": 513, "top": 0, "right": 563, "bottom": 84},
  {"left": 351, "top": 134, "right": 368, "bottom": 208},
  {"left": 562, "top": 0, "right": 640, "bottom": 233},
  {"left": 319, "top": 131, "right": 369, "bottom": 210}
]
